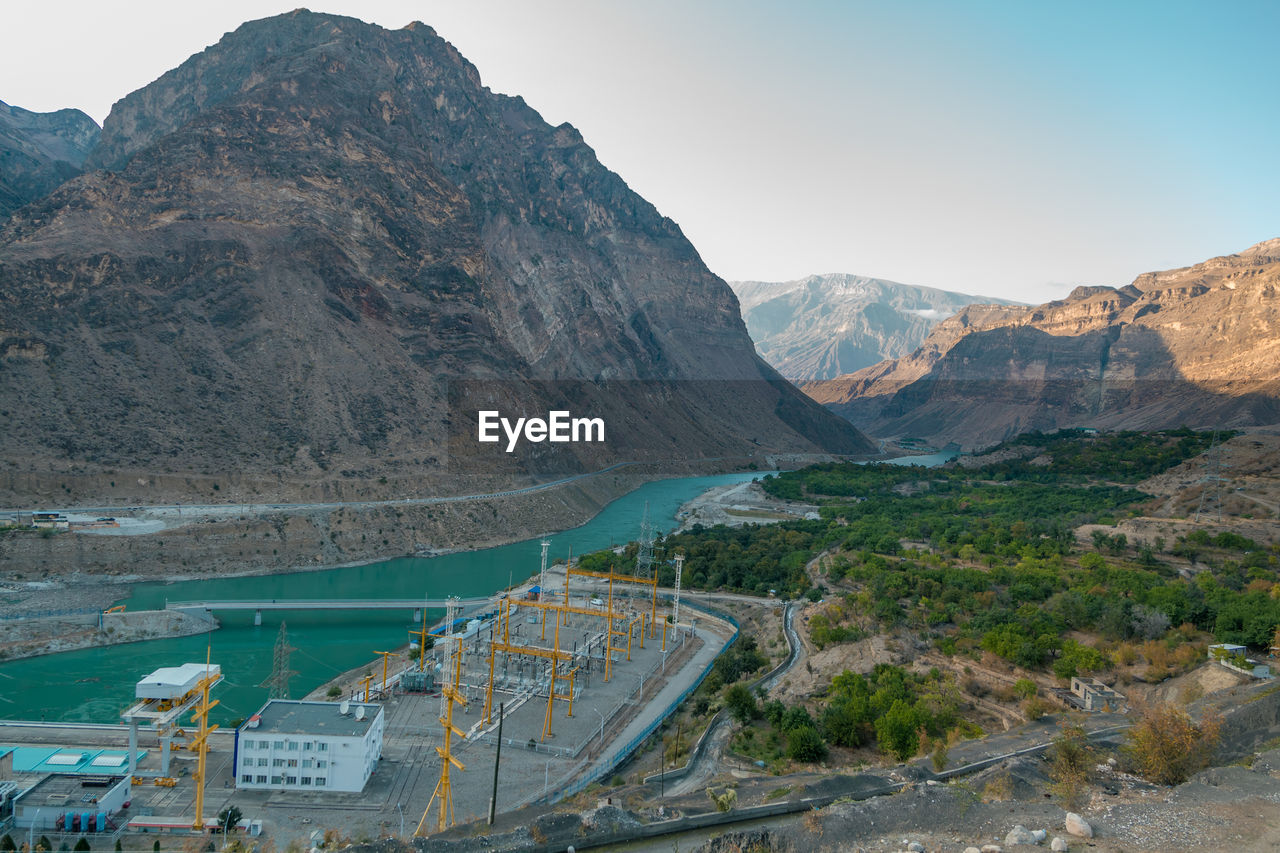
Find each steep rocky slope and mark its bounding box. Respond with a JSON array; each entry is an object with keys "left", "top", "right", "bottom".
[
  {"left": 0, "top": 99, "right": 99, "bottom": 217},
  {"left": 805, "top": 240, "right": 1280, "bottom": 448},
  {"left": 0, "top": 11, "right": 870, "bottom": 505},
  {"left": 731, "top": 274, "right": 1019, "bottom": 380}
]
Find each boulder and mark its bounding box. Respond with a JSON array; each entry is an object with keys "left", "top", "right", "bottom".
[
  {"left": 1051, "top": 838, "right": 1068, "bottom": 852},
  {"left": 1006, "top": 825, "right": 1037, "bottom": 846},
  {"left": 1064, "top": 813, "right": 1093, "bottom": 838}
]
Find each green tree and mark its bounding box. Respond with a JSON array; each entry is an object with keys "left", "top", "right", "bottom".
[
  {"left": 786, "top": 725, "right": 828, "bottom": 762},
  {"left": 0, "top": 835, "right": 15, "bottom": 852},
  {"left": 219, "top": 805, "right": 244, "bottom": 835},
  {"left": 72, "top": 840, "right": 90, "bottom": 852},
  {"left": 724, "top": 683, "right": 757, "bottom": 724},
  {"left": 875, "top": 699, "right": 920, "bottom": 761}
]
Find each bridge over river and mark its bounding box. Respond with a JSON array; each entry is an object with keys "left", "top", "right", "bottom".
[{"left": 165, "top": 596, "right": 493, "bottom": 625}]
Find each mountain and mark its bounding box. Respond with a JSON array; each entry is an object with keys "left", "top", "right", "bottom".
[
  {"left": 730, "top": 275, "right": 1020, "bottom": 381},
  {"left": 0, "top": 11, "right": 870, "bottom": 503},
  {"left": 805, "top": 240, "right": 1280, "bottom": 448},
  {"left": 0, "top": 99, "right": 100, "bottom": 217}
]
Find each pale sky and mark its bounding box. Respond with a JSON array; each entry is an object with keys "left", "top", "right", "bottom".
[{"left": 3, "top": 1, "right": 1277, "bottom": 303}]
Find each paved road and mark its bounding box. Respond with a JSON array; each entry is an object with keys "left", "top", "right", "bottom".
[{"left": 0, "top": 461, "right": 641, "bottom": 519}]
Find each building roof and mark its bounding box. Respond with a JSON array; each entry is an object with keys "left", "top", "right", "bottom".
[
  {"left": 4, "top": 747, "right": 145, "bottom": 775},
  {"left": 135, "top": 662, "right": 221, "bottom": 699},
  {"left": 246, "top": 700, "right": 381, "bottom": 738},
  {"left": 15, "top": 773, "right": 126, "bottom": 807}
]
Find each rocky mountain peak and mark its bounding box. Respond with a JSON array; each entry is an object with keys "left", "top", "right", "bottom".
[
  {"left": 0, "top": 11, "right": 869, "bottom": 495},
  {"left": 0, "top": 99, "right": 100, "bottom": 217}
]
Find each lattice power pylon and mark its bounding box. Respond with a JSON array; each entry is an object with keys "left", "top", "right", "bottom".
[
  {"left": 1196, "top": 430, "right": 1228, "bottom": 524},
  {"left": 636, "top": 501, "right": 655, "bottom": 581},
  {"left": 539, "top": 539, "right": 551, "bottom": 599},
  {"left": 418, "top": 596, "right": 467, "bottom": 837},
  {"left": 259, "top": 620, "right": 297, "bottom": 699},
  {"left": 672, "top": 553, "right": 685, "bottom": 626}
]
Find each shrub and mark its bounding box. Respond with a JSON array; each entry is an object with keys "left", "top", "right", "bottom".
[
  {"left": 786, "top": 726, "right": 828, "bottom": 763},
  {"left": 1014, "top": 678, "right": 1038, "bottom": 699},
  {"left": 1125, "top": 703, "right": 1221, "bottom": 785},
  {"left": 1049, "top": 723, "right": 1092, "bottom": 808}
]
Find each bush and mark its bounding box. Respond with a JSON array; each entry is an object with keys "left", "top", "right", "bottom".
[
  {"left": 786, "top": 726, "right": 828, "bottom": 763},
  {"left": 724, "top": 683, "right": 758, "bottom": 724},
  {"left": 1125, "top": 703, "right": 1221, "bottom": 785},
  {"left": 1023, "top": 697, "right": 1054, "bottom": 721},
  {"left": 1049, "top": 723, "right": 1092, "bottom": 808}
]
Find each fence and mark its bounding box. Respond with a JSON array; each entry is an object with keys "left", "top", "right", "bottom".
[{"left": 535, "top": 599, "right": 740, "bottom": 805}]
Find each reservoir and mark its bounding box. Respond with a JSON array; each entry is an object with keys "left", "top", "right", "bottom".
[
  {"left": 0, "top": 451, "right": 956, "bottom": 724},
  {"left": 0, "top": 471, "right": 770, "bottom": 724}
]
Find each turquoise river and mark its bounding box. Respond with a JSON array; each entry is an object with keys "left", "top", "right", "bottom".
[{"left": 0, "top": 454, "right": 954, "bottom": 724}]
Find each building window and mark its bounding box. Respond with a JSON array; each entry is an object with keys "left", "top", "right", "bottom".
[
  {"left": 241, "top": 741, "right": 254, "bottom": 751},
  {"left": 300, "top": 777, "right": 312, "bottom": 786},
  {"left": 272, "top": 758, "right": 284, "bottom": 767},
  {"left": 271, "top": 776, "right": 282, "bottom": 785},
  {"left": 303, "top": 741, "right": 313, "bottom": 751},
  {"left": 241, "top": 774, "right": 253, "bottom": 783},
  {"left": 317, "top": 742, "right": 328, "bottom": 751},
  {"left": 316, "top": 760, "right": 327, "bottom": 769},
  {"left": 286, "top": 776, "right": 297, "bottom": 785},
  {"left": 315, "top": 777, "right": 326, "bottom": 786},
  {"left": 256, "top": 775, "right": 267, "bottom": 784},
  {"left": 242, "top": 757, "right": 253, "bottom": 767},
  {"left": 302, "top": 759, "right": 313, "bottom": 768},
  {"left": 287, "top": 741, "right": 299, "bottom": 751},
  {"left": 257, "top": 758, "right": 268, "bottom": 767},
  {"left": 287, "top": 759, "right": 298, "bottom": 768},
  {"left": 259, "top": 740, "right": 270, "bottom": 749}
]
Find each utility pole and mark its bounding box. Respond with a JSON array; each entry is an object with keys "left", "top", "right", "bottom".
[{"left": 488, "top": 702, "right": 504, "bottom": 825}]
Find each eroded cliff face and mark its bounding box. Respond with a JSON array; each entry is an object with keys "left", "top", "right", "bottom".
[
  {"left": 731, "top": 274, "right": 1021, "bottom": 381},
  {"left": 0, "top": 11, "right": 870, "bottom": 505},
  {"left": 805, "top": 240, "right": 1280, "bottom": 448}
]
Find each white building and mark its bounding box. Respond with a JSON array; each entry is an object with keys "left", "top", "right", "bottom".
[{"left": 234, "top": 699, "right": 384, "bottom": 793}]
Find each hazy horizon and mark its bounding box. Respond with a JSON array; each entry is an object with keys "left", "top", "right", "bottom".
[{"left": 3, "top": 1, "right": 1277, "bottom": 304}]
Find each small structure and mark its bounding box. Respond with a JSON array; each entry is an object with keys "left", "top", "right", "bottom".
[
  {"left": 12, "top": 774, "right": 129, "bottom": 831},
  {"left": 31, "top": 512, "right": 69, "bottom": 530},
  {"left": 234, "top": 699, "right": 384, "bottom": 793},
  {"left": 1210, "top": 643, "right": 1273, "bottom": 679},
  {"left": 121, "top": 662, "right": 223, "bottom": 777},
  {"left": 1068, "top": 677, "right": 1128, "bottom": 712}
]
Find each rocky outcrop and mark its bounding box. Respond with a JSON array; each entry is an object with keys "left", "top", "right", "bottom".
[
  {"left": 0, "top": 11, "right": 870, "bottom": 506},
  {"left": 731, "top": 274, "right": 1020, "bottom": 381},
  {"left": 0, "top": 99, "right": 100, "bottom": 217},
  {"left": 805, "top": 240, "right": 1280, "bottom": 448}
]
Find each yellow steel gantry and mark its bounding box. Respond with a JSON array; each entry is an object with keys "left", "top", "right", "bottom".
[
  {"left": 482, "top": 598, "right": 580, "bottom": 740},
  {"left": 373, "top": 650, "right": 398, "bottom": 697},
  {"left": 417, "top": 623, "right": 467, "bottom": 836},
  {"left": 188, "top": 652, "right": 220, "bottom": 831},
  {"left": 567, "top": 564, "right": 659, "bottom": 637}
]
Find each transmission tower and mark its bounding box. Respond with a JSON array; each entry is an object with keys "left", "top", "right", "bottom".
[
  {"left": 538, "top": 540, "right": 550, "bottom": 599},
  {"left": 1195, "top": 430, "right": 1228, "bottom": 524},
  {"left": 636, "top": 501, "right": 655, "bottom": 580},
  {"left": 259, "top": 621, "right": 298, "bottom": 699},
  {"left": 418, "top": 595, "right": 467, "bottom": 837},
  {"left": 672, "top": 553, "right": 684, "bottom": 626}
]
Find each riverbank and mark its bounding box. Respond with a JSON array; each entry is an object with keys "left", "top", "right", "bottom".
[
  {"left": 0, "top": 607, "right": 216, "bottom": 662},
  {"left": 674, "top": 479, "right": 819, "bottom": 532}
]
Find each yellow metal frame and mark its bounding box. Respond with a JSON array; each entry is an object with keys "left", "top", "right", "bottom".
[
  {"left": 417, "top": 634, "right": 467, "bottom": 836},
  {"left": 188, "top": 652, "right": 220, "bottom": 831}
]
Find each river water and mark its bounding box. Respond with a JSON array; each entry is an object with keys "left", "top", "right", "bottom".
[
  {"left": 1, "top": 451, "right": 958, "bottom": 724},
  {"left": 0, "top": 471, "right": 770, "bottom": 724}
]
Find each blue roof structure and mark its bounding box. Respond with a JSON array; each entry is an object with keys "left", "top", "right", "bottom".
[{"left": 6, "top": 746, "right": 147, "bottom": 774}]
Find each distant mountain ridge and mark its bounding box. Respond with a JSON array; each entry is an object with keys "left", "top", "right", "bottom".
[
  {"left": 0, "top": 11, "right": 870, "bottom": 504},
  {"left": 0, "top": 99, "right": 99, "bottom": 218},
  {"left": 804, "top": 240, "right": 1280, "bottom": 448},
  {"left": 730, "top": 274, "right": 1021, "bottom": 381}
]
